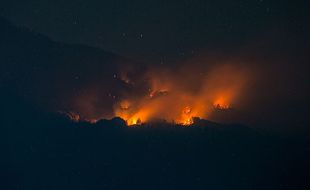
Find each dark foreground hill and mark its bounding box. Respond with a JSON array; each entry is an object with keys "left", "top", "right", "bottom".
[
  {"left": 0, "top": 17, "right": 140, "bottom": 117},
  {"left": 1, "top": 93, "right": 309, "bottom": 190}
]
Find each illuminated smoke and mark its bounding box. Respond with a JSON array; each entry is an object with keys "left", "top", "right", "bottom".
[
  {"left": 113, "top": 60, "right": 251, "bottom": 126},
  {"left": 68, "top": 55, "right": 253, "bottom": 126}
]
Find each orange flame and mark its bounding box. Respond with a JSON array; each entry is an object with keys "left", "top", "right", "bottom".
[
  {"left": 112, "top": 63, "right": 249, "bottom": 126},
  {"left": 69, "top": 58, "right": 252, "bottom": 126}
]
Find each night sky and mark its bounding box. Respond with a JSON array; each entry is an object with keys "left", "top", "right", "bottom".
[
  {"left": 1, "top": 0, "right": 309, "bottom": 128},
  {"left": 1, "top": 0, "right": 308, "bottom": 62},
  {"left": 1, "top": 1, "right": 310, "bottom": 190}
]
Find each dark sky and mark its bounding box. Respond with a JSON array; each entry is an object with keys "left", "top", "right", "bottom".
[
  {"left": 0, "top": 0, "right": 309, "bottom": 128},
  {"left": 1, "top": 0, "right": 308, "bottom": 62}
]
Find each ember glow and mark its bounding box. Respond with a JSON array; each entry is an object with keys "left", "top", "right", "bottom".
[
  {"left": 67, "top": 58, "right": 252, "bottom": 126},
  {"left": 111, "top": 62, "right": 251, "bottom": 126}
]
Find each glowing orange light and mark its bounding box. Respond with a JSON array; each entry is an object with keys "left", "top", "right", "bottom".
[
  {"left": 120, "top": 100, "right": 131, "bottom": 110},
  {"left": 66, "top": 62, "right": 250, "bottom": 126},
  {"left": 183, "top": 106, "right": 191, "bottom": 114},
  {"left": 181, "top": 117, "right": 194, "bottom": 126},
  {"left": 175, "top": 106, "right": 194, "bottom": 126},
  {"left": 213, "top": 96, "right": 231, "bottom": 110}
]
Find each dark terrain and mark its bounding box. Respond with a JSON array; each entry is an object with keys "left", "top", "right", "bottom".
[{"left": 1, "top": 17, "right": 309, "bottom": 190}]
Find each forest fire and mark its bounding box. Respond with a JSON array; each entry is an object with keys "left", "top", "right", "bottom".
[
  {"left": 213, "top": 96, "right": 231, "bottom": 110},
  {"left": 114, "top": 96, "right": 230, "bottom": 126},
  {"left": 67, "top": 59, "right": 252, "bottom": 126},
  {"left": 110, "top": 63, "right": 249, "bottom": 126}
]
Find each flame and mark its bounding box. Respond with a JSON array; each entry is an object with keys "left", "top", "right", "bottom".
[
  {"left": 69, "top": 58, "right": 252, "bottom": 126},
  {"left": 179, "top": 106, "right": 194, "bottom": 125},
  {"left": 124, "top": 111, "right": 148, "bottom": 126},
  {"left": 213, "top": 96, "right": 231, "bottom": 110},
  {"left": 112, "top": 63, "right": 249, "bottom": 126}
]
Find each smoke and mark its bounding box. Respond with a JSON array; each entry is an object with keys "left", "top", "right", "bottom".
[
  {"left": 56, "top": 34, "right": 308, "bottom": 128},
  {"left": 69, "top": 54, "right": 255, "bottom": 125},
  {"left": 1, "top": 15, "right": 308, "bottom": 129}
]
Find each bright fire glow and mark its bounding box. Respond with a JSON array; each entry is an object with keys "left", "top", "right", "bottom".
[
  {"left": 112, "top": 64, "right": 249, "bottom": 126},
  {"left": 68, "top": 60, "right": 251, "bottom": 126},
  {"left": 213, "top": 96, "right": 231, "bottom": 110}
]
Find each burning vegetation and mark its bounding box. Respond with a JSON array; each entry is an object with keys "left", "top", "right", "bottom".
[
  {"left": 66, "top": 57, "right": 252, "bottom": 126},
  {"left": 113, "top": 63, "right": 249, "bottom": 126}
]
